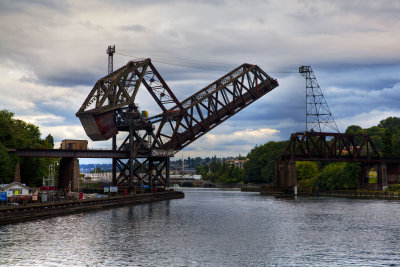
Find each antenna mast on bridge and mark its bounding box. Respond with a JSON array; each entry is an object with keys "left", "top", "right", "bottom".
[
  {"left": 107, "top": 45, "right": 115, "bottom": 74},
  {"left": 299, "top": 66, "right": 339, "bottom": 133},
  {"left": 107, "top": 45, "right": 117, "bottom": 185}
]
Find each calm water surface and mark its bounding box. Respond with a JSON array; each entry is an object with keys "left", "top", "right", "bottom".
[{"left": 1, "top": 188, "right": 400, "bottom": 266}]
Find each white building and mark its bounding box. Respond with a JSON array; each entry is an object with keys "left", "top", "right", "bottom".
[
  {"left": 0, "top": 182, "right": 31, "bottom": 196},
  {"left": 82, "top": 172, "right": 113, "bottom": 183}
]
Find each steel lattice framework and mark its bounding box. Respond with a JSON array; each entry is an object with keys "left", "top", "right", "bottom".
[
  {"left": 299, "top": 66, "right": 339, "bottom": 133},
  {"left": 76, "top": 58, "right": 278, "bottom": 191},
  {"left": 282, "top": 132, "right": 381, "bottom": 162}
]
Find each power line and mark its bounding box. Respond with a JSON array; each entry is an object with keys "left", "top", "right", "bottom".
[{"left": 114, "top": 50, "right": 298, "bottom": 74}]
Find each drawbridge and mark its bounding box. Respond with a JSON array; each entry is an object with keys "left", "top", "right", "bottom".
[{"left": 76, "top": 58, "right": 279, "bottom": 192}]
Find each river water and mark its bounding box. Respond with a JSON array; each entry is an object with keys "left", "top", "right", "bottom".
[{"left": 1, "top": 188, "right": 400, "bottom": 266}]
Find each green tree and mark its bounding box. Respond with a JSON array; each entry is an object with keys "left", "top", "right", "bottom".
[
  {"left": 315, "top": 162, "right": 359, "bottom": 190},
  {"left": 0, "top": 109, "right": 55, "bottom": 186},
  {"left": 378, "top": 117, "right": 400, "bottom": 130},
  {"left": 296, "top": 161, "right": 319, "bottom": 181},
  {"left": 382, "top": 128, "right": 393, "bottom": 157},
  {"left": 244, "top": 141, "right": 288, "bottom": 184},
  {"left": 45, "top": 134, "right": 54, "bottom": 148},
  {"left": 0, "top": 144, "right": 16, "bottom": 184},
  {"left": 345, "top": 125, "right": 363, "bottom": 134},
  {"left": 315, "top": 162, "right": 344, "bottom": 190}
]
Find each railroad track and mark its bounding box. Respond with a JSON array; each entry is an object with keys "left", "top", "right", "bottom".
[{"left": 0, "top": 191, "right": 184, "bottom": 225}]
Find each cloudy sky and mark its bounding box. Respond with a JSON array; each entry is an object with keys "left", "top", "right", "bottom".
[{"left": 1, "top": 0, "right": 400, "bottom": 163}]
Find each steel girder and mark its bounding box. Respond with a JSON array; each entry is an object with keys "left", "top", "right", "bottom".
[
  {"left": 76, "top": 59, "right": 278, "bottom": 152},
  {"left": 114, "top": 157, "right": 169, "bottom": 189},
  {"left": 151, "top": 63, "right": 279, "bottom": 152},
  {"left": 76, "top": 58, "right": 184, "bottom": 141},
  {"left": 282, "top": 132, "right": 381, "bottom": 162}
]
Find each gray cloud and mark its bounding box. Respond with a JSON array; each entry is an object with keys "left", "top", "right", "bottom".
[
  {"left": 120, "top": 24, "right": 146, "bottom": 32},
  {"left": 0, "top": 0, "right": 70, "bottom": 14},
  {"left": 0, "top": 0, "right": 399, "bottom": 158}
]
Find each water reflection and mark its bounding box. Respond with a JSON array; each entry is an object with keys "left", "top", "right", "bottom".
[{"left": 1, "top": 189, "right": 400, "bottom": 266}]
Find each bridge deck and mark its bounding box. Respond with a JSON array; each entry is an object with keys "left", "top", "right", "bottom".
[
  {"left": 10, "top": 149, "right": 131, "bottom": 158},
  {"left": 281, "top": 155, "right": 400, "bottom": 163}
]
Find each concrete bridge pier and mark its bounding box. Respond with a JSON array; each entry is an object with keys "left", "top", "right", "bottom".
[
  {"left": 58, "top": 157, "right": 80, "bottom": 192},
  {"left": 358, "top": 164, "right": 370, "bottom": 188},
  {"left": 377, "top": 162, "right": 388, "bottom": 191},
  {"left": 359, "top": 162, "right": 388, "bottom": 191},
  {"left": 274, "top": 160, "right": 297, "bottom": 193}
]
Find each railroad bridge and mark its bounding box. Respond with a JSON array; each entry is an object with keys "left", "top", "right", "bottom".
[
  {"left": 276, "top": 131, "right": 400, "bottom": 191},
  {"left": 10, "top": 58, "right": 279, "bottom": 193}
]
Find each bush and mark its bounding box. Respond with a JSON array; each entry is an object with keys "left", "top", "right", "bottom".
[
  {"left": 296, "top": 161, "right": 319, "bottom": 181},
  {"left": 315, "top": 162, "right": 360, "bottom": 190},
  {"left": 388, "top": 184, "right": 400, "bottom": 192}
]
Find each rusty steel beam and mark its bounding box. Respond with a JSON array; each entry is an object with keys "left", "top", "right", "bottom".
[
  {"left": 282, "top": 132, "right": 382, "bottom": 162},
  {"left": 76, "top": 59, "right": 278, "bottom": 154},
  {"left": 76, "top": 59, "right": 183, "bottom": 141},
  {"left": 150, "top": 63, "right": 279, "bottom": 152},
  {"left": 74, "top": 59, "right": 278, "bottom": 187},
  {"left": 12, "top": 149, "right": 132, "bottom": 159}
]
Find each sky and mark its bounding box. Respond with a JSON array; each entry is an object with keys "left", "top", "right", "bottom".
[{"left": 0, "top": 0, "right": 400, "bottom": 164}]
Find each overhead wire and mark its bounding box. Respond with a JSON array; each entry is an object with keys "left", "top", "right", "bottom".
[{"left": 115, "top": 50, "right": 298, "bottom": 74}]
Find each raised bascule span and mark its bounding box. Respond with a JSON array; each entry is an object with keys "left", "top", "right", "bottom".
[{"left": 76, "top": 58, "right": 279, "bottom": 192}]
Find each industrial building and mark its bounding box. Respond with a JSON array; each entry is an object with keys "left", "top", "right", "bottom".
[{"left": 60, "top": 140, "right": 88, "bottom": 150}]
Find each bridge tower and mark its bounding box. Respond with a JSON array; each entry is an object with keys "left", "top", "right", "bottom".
[{"left": 299, "top": 66, "right": 339, "bottom": 133}]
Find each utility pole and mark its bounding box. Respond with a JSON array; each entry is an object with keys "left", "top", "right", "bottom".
[{"left": 107, "top": 45, "right": 118, "bottom": 186}]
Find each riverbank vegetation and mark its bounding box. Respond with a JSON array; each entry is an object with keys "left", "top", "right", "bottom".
[
  {"left": 0, "top": 109, "right": 54, "bottom": 186},
  {"left": 199, "top": 117, "right": 400, "bottom": 190}
]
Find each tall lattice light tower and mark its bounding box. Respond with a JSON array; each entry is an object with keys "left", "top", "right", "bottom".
[{"left": 299, "top": 66, "right": 339, "bottom": 133}]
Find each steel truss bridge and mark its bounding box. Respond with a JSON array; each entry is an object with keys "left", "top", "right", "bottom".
[
  {"left": 30, "top": 58, "right": 278, "bottom": 193},
  {"left": 276, "top": 131, "right": 400, "bottom": 191}
]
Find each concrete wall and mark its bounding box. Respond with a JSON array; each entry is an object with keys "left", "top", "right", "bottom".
[
  {"left": 58, "top": 157, "right": 81, "bottom": 192},
  {"left": 274, "top": 160, "right": 297, "bottom": 191}
]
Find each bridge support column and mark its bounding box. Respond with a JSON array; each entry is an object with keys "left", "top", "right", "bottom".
[
  {"left": 359, "top": 164, "right": 370, "bottom": 189},
  {"left": 149, "top": 158, "right": 154, "bottom": 192},
  {"left": 274, "top": 160, "right": 297, "bottom": 192},
  {"left": 59, "top": 157, "right": 80, "bottom": 192},
  {"left": 14, "top": 160, "right": 21, "bottom": 183},
  {"left": 387, "top": 163, "right": 400, "bottom": 184},
  {"left": 377, "top": 162, "right": 388, "bottom": 191},
  {"left": 165, "top": 158, "right": 170, "bottom": 187}
]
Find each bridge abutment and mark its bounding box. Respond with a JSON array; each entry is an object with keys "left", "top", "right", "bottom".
[
  {"left": 359, "top": 163, "right": 388, "bottom": 191},
  {"left": 377, "top": 163, "right": 388, "bottom": 191},
  {"left": 58, "top": 157, "right": 80, "bottom": 192},
  {"left": 13, "top": 160, "right": 21, "bottom": 183},
  {"left": 274, "top": 160, "right": 297, "bottom": 192},
  {"left": 359, "top": 164, "right": 369, "bottom": 188}
]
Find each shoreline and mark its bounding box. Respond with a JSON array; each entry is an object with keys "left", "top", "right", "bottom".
[
  {"left": 0, "top": 191, "right": 184, "bottom": 225},
  {"left": 260, "top": 189, "right": 400, "bottom": 200}
]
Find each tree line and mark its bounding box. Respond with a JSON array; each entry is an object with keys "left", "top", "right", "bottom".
[
  {"left": 197, "top": 117, "right": 400, "bottom": 189},
  {"left": 0, "top": 109, "right": 55, "bottom": 186}
]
